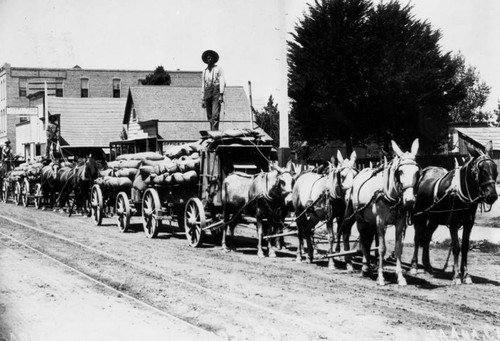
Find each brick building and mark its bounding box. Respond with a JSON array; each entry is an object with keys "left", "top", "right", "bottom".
[{"left": 0, "top": 63, "right": 201, "bottom": 155}]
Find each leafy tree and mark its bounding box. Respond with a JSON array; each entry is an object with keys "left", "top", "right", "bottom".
[
  {"left": 289, "top": 0, "right": 466, "bottom": 153},
  {"left": 449, "top": 53, "right": 491, "bottom": 123},
  {"left": 141, "top": 65, "right": 171, "bottom": 85},
  {"left": 254, "top": 95, "right": 280, "bottom": 147}
]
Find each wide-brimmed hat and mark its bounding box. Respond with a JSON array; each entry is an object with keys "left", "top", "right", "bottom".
[{"left": 202, "top": 50, "right": 219, "bottom": 64}]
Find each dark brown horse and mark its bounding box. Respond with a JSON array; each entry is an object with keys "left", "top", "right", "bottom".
[
  {"left": 39, "top": 161, "right": 75, "bottom": 210},
  {"left": 411, "top": 145, "right": 498, "bottom": 284},
  {"left": 69, "top": 155, "right": 101, "bottom": 216}
]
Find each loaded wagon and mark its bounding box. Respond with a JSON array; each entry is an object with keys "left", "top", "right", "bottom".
[
  {"left": 1, "top": 159, "right": 29, "bottom": 205},
  {"left": 93, "top": 129, "right": 273, "bottom": 247}
]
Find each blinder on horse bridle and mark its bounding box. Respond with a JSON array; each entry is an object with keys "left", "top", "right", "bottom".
[
  {"left": 386, "top": 156, "right": 421, "bottom": 201},
  {"left": 463, "top": 154, "right": 497, "bottom": 199}
]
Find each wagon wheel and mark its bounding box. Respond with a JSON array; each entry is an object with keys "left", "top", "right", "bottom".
[
  {"left": 116, "top": 192, "right": 131, "bottom": 233},
  {"left": 90, "top": 184, "right": 104, "bottom": 226},
  {"left": 22, "top": 178, "right": 30, "bottom": 207},
  {"left": 34, "top": 183, "right": 42, "bottom": 209},
  {"left": 142, "top": 188, "right": 161, "bottom": 238},
  {"left": 184, "top": 197, "right": 206, "bottom": 247}
]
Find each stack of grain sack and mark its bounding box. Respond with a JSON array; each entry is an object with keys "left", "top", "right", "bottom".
[
  {"left": 7, "top": 160, "right": 44, "bottom": 183},
  {"left": 96, "top": 141, "right": 204, "bottom": 193}
]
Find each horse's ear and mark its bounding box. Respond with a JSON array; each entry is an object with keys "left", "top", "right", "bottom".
[
  {"left": 454, "top": 157, "right": 460, "bottom": 169},
  {"left": 336, "top": 150, "right": 344, "bottom": 164},
  {"left": 466, "top": 143, "right": 480, "bottom": 158},
  {"left": 391, "top": 140, "right": 404, "bottom": 157},
  {"left": 384, "top": 156, "right": 388, "bottom": 168},
  {"left": 410, "top": 138, "right": 419, "bottom": 157},
  {"left": 349, "top": 150, "right": 357, "bottom": 164},
  {"left": 485, "top": 140, "right": 493, "bottom": 156},
  {"left": 369, "top": 161, "right": 373, "bottom": 168}
]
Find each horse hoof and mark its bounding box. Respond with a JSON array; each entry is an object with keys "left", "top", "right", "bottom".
[
  {"left": 221, "top": 247, "right": 230, "bottom": 253},
  {"left": 398, "top": 277, "right": 407, "bottom": 286},
  {"left": 453, "top": 278, "right": 463, "bottom": 285},
  {"left": 258, "top": 252, "right": 265, "bottom": 258},
  {"left": 409, "top": 268, "right": 418, "bottom": 276},
  {"left": 464, "top": 275, "right": 473, "bottom": 284},
  {"left": 268, "top": 252, "right": 277, "bottom": 258},
  {"left": 346, "top": 264, "right": 354, "bottom": 273},
  {"left": 377, "top": 278, "right": 386, "bottom": 286},
  {"left": 295, "top": 257, "right": 302, "bottom": 263}
]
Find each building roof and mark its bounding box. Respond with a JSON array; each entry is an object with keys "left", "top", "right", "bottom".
[
  {"left": 48, "top": 97, "right": 127, "bottom": 148},
  {"left": 124, "top": 86, "right": 254, "bottom": 141},
  {"left": 455, "top": 127, "right": 500, "bottom": 151}
]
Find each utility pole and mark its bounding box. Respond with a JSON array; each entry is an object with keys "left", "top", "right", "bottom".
[{"left": 277, "top": 0, "right": 290, "bottom": 166}]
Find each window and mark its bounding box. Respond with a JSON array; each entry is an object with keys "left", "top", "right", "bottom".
[
  {"left": 113, "top": 79, "right": 121, "bottom": 98},
  {"left": 19, "top": 78, "right": 27, "bottom": 97},
  {"left": 56, "top": 80, "right": 64, "bottom": 97},
  {"left": 81, "top": 78, "right": 89, "bottom": 98}
]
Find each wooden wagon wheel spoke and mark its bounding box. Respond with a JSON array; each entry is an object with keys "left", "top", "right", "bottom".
[
  {"left": 184, "top": 197, "right": 205, "bottom": 248},
  {"left": 91, "top": 185, "right": 104, "bottom": 226},
  {"left": 142, "top": 188, "right": 161, "bottom": 239},
  {"left": 115, "top": 192, "right": 131, "bottom": 233}
]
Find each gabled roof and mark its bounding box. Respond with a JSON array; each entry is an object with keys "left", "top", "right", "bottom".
[
  {"left": 48, "top": 97, "right": 127, "bottom": 148},
  {"left": 455, "top": 127, "right": 500, "bottom": 151},
  {"left": 124, "top": 86, "right": 251, "bottom": 125}
]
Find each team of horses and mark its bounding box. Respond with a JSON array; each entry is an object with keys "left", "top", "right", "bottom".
[
  {"left": 222, "top": 139, "right": 498, "bottom": 286},
  {"left": 38, "top": 155, "right": 100, "bottom": 214},
  {"left": 6, "top": 140, "right": 497, "bottom": 286}
]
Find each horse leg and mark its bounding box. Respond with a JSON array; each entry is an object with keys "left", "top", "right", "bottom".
[
  {"left": 376, "top": 217, "right": 387, "bottom": 286},
  {"left": 357, "top": 217, "right": 372, "bottom": 276},
  {"left": 449, "top": 223, "right": 462, "bottom": 284},
  {"left": 267, "top": 221, "right": 277, "bottom": 258},
  {"left": 326, "top": 217, "right": 335, "bottom": 270},
  {"left": 295, "top": 213, "right": 307, "bottom": 263},
  {"left": 221, "top": 210, "right": 231, "bottom": 253},
  {"left": 461, "top": 220, "right": 474, "bottom": 284},
  {"left": 394, "top": 214, "right": 407, "bottom": 286},
  {"left": 343, "top": 216, "right": 355, "bottom": 272},
  {"left": 422, "top": 219, "right": 439, "bottom": 273},
  {"left": 410, "top": 216, "right": 425, "bottom": 275},
  {"left": 305, "top": 214, "right": 319, "bottom": 263},
  {"left": 256, "top": 218, "right": 265, "bottom": 258}
]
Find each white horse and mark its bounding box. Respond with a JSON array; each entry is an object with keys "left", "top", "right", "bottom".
[{"left": 351, "top": 139, "right": 420, "bottom": 285}]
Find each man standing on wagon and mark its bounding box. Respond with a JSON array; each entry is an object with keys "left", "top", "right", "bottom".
[{"left": 201, "top": 49, "right": 226, "bottom": 131}]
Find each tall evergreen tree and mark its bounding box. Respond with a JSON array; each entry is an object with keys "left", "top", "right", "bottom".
[{"left": 289, "top": 0, "right": 467, "bottom": 153}]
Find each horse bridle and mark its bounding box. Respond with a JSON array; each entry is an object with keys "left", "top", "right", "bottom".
[
  {"left": 387, "top": 157, "right": 420, "bottom": 201},
  {"left": 335, "top": 164, "right": 358, "bottom": 198},
  {"left": 462, "top": 154, "right": 497, "bottom": 200}
]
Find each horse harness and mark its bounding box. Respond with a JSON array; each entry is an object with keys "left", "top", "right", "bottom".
[{"left": 414, "top": 155, "right": 496, "bottom": 217}]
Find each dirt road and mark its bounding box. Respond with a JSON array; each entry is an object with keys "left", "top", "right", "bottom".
[{"left": 0, "top": 203, "right": 499, "bottom": 341}]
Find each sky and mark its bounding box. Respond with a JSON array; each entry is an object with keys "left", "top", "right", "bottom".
[{"left": 0, "top": 0, "right": 498, "bottom": 112}]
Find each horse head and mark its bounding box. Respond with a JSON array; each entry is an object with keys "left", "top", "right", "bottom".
[
  {"left": 270, "top": 164, "right": 295, "bottom": 206},
  {"left": 335, "top": 150, "right": 358, "bottom": 194},
  {"left": 467, "top": 145, "right": 498, "bottom": 205},
  {"left": 83, "top": 155, "right": 100, "bottom": 181},
  {"left": 390, "top": 139, "right": 420, "bottom": 208}
]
